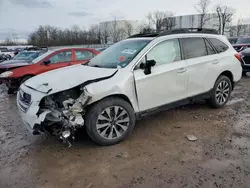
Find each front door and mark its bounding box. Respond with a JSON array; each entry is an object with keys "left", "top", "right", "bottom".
[
  {"left": 133, "top": 39, "right": 189, "bottom": 112},
  {"left": 39, "top": 50, "right": 73, "bottom": 74}
]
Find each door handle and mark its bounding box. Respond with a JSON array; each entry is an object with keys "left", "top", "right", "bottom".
[
  {"left": 212, "top": 60, "right": 219, "bottom": 64},
  {"left": 177, "top": 68, "right": 187, "bottom": 73}
]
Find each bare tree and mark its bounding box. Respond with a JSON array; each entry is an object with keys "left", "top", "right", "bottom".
[
  {"left": 194, "top": 0, "right": 211, "bottom": 28},
  {"left": 99, "top": 22, "right": 109, "bottom": 44},
  {"left": 235, "top": 18, "right": 246, "bottom": 36},
  {"left": 124, "top": 21, "right": 134, "bottom": 37},
  {"left": 109, "top": 15, "right": 126, "bottom": 43},
  {"left": 146, "top": 11, "right": 174, "bottom": 32},
  {"left": 215, "top": 5, "right": 235, "bottom": 35},
  {"left": 136, "top": 21, "right": 154, "bottom": 34},
  {"left": 163, "top": 17, "right": 176, "bottom": 31}
]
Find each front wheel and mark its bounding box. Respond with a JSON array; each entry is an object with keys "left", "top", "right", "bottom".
[
  {"left": 85, "top": 97, "right": 136, "bottom": 146},
  {"left": 206, "top": 75, "right": 232, "bottom": 109}
]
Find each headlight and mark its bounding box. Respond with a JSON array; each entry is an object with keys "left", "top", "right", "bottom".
[{"left": 0, "top": 71, "right": 13, "bottom": 78}]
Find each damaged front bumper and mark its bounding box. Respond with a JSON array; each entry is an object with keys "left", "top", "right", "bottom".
[{"left": 17, "top": 84, "right": 91, "bottom": 146}]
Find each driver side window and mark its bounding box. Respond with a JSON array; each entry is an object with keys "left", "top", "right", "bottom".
[
  {"left": 147, "top": 39, "right": 181, "bottom": 66},
  {"left": 49, "top": 51, "right": 72, "bottom": 64}
]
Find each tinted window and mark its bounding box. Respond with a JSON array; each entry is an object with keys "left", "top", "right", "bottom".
[
  {"left": 208, "top": 38, "right": 229, "bottom": 53},
  {"left": 13, "top": 51, "right": 39, "bottom": 60},
  {"left": 182, "top": 38, "right": 207, "bottom": 59},
  {"left": 49, "top": 51, "right": 72, "bottom": 64},
  {"left": 236, "top": 37, "right": 250, "bottom": 44},
  {"left": 204, "top": 39, "right": 216, "bottom": 55},
  {"left": 75, "top": 50, "right": 94, "bottom": 61},
  {"left": 147, "top": 39, "right": 181, "bottom": 66}
]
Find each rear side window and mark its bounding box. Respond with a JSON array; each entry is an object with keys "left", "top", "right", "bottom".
[
  {"left": 181, "top": 38, "right": 207, "bottom": 59},
  {"left": 204, "top": 39, "right": 216, "bottom": 55},
  {"left": 75, "top": 50, "right": 94, "bottom": 61},
  {"left": 208, "top": 38, "right": 229, "bottom": 53}
]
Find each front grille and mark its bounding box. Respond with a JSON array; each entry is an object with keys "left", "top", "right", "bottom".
[
  {"left": 17, "top": 89, "right": 31, "bottom": 112},
  {"left": 242, "top": 56, "right": 250, "bottom": 65}
]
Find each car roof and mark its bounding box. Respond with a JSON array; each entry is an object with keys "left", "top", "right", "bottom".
[
  {"left": 21, "top": 50, "right": 40, "bottom": 53},
  {"left": 48, "top": 47, "right": 96, "bottom": 51}
]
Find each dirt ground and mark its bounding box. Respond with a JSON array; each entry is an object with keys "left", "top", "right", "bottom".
[{"left": 1, "top": 77, "right": 250, "bottom": 188}]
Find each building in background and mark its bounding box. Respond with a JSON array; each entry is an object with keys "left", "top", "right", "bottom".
[
  {"left": 161, "top": 13, "right": 231, "bottom": 36},
  {"left": 229, "top": 18, "right": 250, "bottom": 37},
  {"left": 173, "top": 13, "right": 218, "bottom": 29},
  {"left": 99, "top": 20, "right": 139, "bottom": 44}
]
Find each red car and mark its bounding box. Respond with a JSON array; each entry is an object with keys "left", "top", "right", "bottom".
[{"left": 0, "top": 47, "right": 100, "bottom": 94}]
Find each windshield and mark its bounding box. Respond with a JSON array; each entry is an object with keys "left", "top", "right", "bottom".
[
  {"left": 13, "top": 51, "right": 40, "bottom": 61},
  {"left": 236, "top": 37, "right": 250, "bottom": 44},
  {"left": 88, "top": 39, "right": 152, "bottom": 68},
  {"left": 31, "top": 50, "right": 53, "bottom": 64}
]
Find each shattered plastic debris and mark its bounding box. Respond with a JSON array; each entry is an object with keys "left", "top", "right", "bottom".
[
  {"left": 186, "top": 135, "right": 197, "bottom": 142},
  {"left": 71, "top": 102, "right": 83, "bottom": 114},
  {"left": 38, "top": 110, "right": 52, "bottom": 122},
  {"left": 69, "top": 114, "right": 85, "bottom": 126},
  {"left": 63, "top": 98, "right": 75, "bottom": 109}
]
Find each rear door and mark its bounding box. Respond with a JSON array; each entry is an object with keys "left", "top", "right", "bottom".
[
  {"left": 180, "top": 37, "right": 219, "bottom": 97},
  {"left": 73, "top": 49, "right": 96, "bottom": 65},
  {"left": 38, "top": 50, "right": 73, "bottom": 74}
]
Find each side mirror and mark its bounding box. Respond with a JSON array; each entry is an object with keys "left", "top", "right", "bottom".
[
  {"left": 43, "top": 59, "right": 51, "bottom": 65},
  {"left": 143, "top": 60, "right": 156, "bottom": 75}
]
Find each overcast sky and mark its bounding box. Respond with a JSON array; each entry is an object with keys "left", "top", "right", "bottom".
[{"left": 0, "top": 0, "right": 249, "bottom": 40}]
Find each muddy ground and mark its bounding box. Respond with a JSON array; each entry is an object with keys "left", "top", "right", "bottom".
[{"left": 1, "top": 77, "right": 250, "bottom": 188}]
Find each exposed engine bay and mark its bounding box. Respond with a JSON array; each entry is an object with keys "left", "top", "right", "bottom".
[{"left": 36, "top": 87, "right": 91, "bottom": 147}]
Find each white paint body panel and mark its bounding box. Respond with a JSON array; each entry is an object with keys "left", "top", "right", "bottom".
[
  {"left": 17, "top": 33, "right": 242, "bottom": 130},
  {"left": 134, "top": 60, "right": 188, "bottom": 111}
]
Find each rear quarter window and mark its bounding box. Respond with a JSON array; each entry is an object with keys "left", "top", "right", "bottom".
[
  {"left": 181, "top": 38, "right": 207, "bottom": 59},
  {"left": 208, "top": 38, "right": 229, "bottom": 53}
]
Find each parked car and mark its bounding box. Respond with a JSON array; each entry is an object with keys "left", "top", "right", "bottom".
[
  {"left": 240, "top": 48, "right": 250, "bottom": 75},
  {"left": 0, "top": 47, "right": 100, "bottom": 94},
  {"left": 0, "top": 54, "right": 11, "bottom": 62},
  {"left": 233, "top": 36, "right": 250, "bottom": 52},
  {"left": 0, "top": 48, "right": 15, "bottom": 58},
  {"left": 17, "top": 28, "right": 242, "bottom": 147},
  {"left": 0, "top": 50, "right": 45, "bottom": 65},
  {"left": 228, "top": 37, "right": 239, "bottom": 45}
]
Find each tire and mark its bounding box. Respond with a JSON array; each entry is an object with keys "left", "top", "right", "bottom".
[
  {"left": 206, "top": 75, "right": 232, "bottom": 109},
  {"left": 85, "top": 97, "right": 136, "bottom": 146}
]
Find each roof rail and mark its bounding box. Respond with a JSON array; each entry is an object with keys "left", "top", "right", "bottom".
[
  {"left": 127, "top": 28, "right": 218, "bottom": 39},
  {"left": 127, "top": 33, "right": 159, "bottom": 38}
]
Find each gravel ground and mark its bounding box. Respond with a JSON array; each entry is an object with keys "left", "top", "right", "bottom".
[{"left": 1, "top": 77, "right": 250, "bottom": 188}]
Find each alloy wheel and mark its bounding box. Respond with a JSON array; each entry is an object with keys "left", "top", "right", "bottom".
[
  {"left": 215, "top": 80, "right": 230, "bottom": 105},
  {"left": 96, "top": 106, "right": 130, "bottom": 140}
]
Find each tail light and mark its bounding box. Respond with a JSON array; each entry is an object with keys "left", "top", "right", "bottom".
[{"left": 234, "top": 53, "right": 242, "bottom": 63}]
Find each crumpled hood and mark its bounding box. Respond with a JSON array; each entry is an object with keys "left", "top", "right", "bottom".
[
  {"left": 24, "top": 64, "right": 117, "bottom": 94},
  {"left": 0, "top": 59, "right": 30, "bottom": 68}
]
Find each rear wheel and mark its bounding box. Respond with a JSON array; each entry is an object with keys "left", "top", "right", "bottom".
[
  {"left": 85, "top": 97, "right": 135, "bottom": 146},
  {"left": 206, "top": 75, "right": 232, "bottom": 109}
]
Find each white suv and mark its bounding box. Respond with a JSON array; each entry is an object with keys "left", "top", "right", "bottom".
[{"left": 17, "top": 29, "right": 242, "bottom": 146}]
